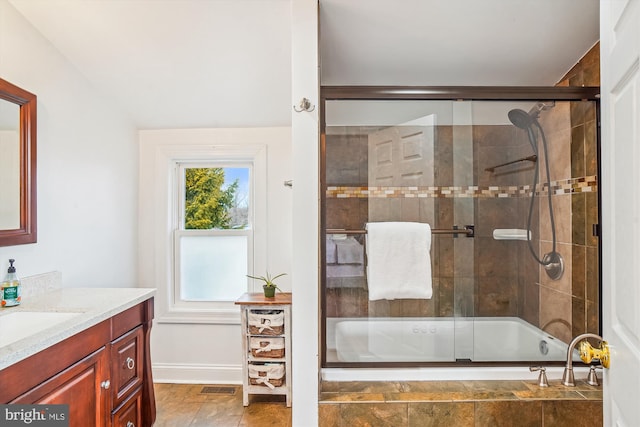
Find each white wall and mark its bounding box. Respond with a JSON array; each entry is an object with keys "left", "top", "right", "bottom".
[
  {"left": 0, "top": 1, "right": 138, "bottom": 286},
  {"left": 291, "top": 0, "right": 320, "bottom": 424},
  {"left": 138, "top": 127, "right": 292, "bottom": 383},
  {"left": 1, "top": 0, "right": 312, "bottom": 416}
]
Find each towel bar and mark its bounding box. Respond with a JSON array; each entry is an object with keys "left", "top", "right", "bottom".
[
  {"left": 485, "top": 155, "right": 537, "bottom": 173},
  {"left": 326, "top": 225, "right": 474, "bottom": 238}
]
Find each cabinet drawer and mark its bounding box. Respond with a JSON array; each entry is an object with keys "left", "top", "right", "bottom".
[
  {"left": 248, "top": 309, "right": 285, "bottom": 335},
  {"left": 248, "top": 362, "right": 285, "bottom": 388},
  {"left": 112, "top": 387, "right": 142, "bottom": 427},
  {"left": 249, "top": 336, "right": 285, "bottom": 358},
  {"left": 111, "top": 326, "right": 144, "bottom": 408}
]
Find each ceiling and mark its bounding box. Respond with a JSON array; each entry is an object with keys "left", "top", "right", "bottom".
[{"left": 8, "top": 0, "right": 599, "bottom": 129}]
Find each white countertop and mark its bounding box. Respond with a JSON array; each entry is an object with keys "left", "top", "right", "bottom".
[{"left": 0, "top": 287, "right": 156, "bottom": 370}]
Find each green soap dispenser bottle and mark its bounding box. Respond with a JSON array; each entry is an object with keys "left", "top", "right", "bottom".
[{"left": 1, "top": 259, "right": 21, "bottom": 307}]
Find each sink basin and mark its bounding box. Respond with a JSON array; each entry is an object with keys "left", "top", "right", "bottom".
[{"left": 0, "top": 311, "right": 81, "bottom": 347}]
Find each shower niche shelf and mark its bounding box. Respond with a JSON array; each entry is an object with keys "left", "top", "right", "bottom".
[{"left": 235, "top": 292, "right": 292, "bottom": 407}]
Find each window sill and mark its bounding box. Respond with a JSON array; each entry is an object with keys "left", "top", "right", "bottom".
[{"left": 156, "top": 307, "right": 241, "bottom": 325}]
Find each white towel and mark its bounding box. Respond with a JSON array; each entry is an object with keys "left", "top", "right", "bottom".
[
  {"left": 326, "top": 236, "right": 337, "bottom": 264},
  {"left": 365, "top": 222, "right": 432, "bottom": 300},
  {"left": 327, "top": 264, "right": 365, "bottom": 278},
  {"left": 335, "top": 236, "right": 364, "bottom": 264}
]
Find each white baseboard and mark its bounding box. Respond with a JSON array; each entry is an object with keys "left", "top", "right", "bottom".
[{"left": 152, "top": 363, "right": 242, "bottom": 384}]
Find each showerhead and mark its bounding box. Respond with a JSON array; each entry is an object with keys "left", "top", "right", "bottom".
[{"left": 508, "top": 108, "right": 536, "bottom": 129}]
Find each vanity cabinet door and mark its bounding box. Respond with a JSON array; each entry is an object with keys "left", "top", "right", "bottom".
[
  {"left": 112, "top": 387, "right": 142, "bottom": 427},
  {"left": 11, "top": 346, "right": 110, "bottom": 427},
  {"left": 111, "top": 326, "right": 143, "bottom": 409}
]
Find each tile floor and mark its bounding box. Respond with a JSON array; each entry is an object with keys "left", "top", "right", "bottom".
[{"left": 153, "top": 383, "right": 291, "bottom": 427}]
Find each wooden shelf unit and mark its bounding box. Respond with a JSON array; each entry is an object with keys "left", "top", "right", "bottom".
[{"left": 235, "top": 292, "right": 291, "bottom": 407}]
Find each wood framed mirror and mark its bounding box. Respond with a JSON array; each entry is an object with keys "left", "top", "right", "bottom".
[{"left": 0, "top": 78, "right": 36, "bottom": 246}]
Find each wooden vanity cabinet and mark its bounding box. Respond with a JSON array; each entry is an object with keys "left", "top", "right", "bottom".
[{"left": 0, "top": 298, "right": 155, "bottom": 427}]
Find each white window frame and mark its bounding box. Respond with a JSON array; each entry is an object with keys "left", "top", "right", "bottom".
[
  {"left": 173, "top": 161, "right": 254, "bottom": 308},
  {"left": 142, "top": 139, "right": 267, "bottom": 325}
]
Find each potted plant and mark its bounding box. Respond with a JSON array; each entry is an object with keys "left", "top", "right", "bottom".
[{"left": 247, "top": 272, "right": 287, "bottom": 298}]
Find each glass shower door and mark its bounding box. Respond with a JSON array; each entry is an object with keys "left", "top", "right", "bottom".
[
  {"left": 324, "top": 99, "right": 466, "bottom": 364},
  {"left": 321, "top": 92, "right": 600, "bottom": 366}
]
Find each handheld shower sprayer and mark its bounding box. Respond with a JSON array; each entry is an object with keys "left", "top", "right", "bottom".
[{"left": 508, "top": 104, "right": 563, "bottom": 280}]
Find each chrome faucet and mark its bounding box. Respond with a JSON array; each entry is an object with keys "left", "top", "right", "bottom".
[{"left": 562, "top": 333, "right": 609, "bottom": 386}]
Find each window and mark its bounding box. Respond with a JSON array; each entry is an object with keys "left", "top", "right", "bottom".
[
  {"left": 162, "top": 144, "right": 267, "bottom": 323},
  {"left": 175, "top": 165, "right": 251, "bottom": 303},
  {"left": 174, "top": 164, "right": 253, "bottom": 306},
  {"left": 139, "top": 130, "right": 277, "bottom": 325}
]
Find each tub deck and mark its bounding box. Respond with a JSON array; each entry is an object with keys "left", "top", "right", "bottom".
[{"left": 319, "top": 378, "right": 602, "bottom": 426}]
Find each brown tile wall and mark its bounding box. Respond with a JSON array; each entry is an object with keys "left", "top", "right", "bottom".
[
  {"left": 534, "top": 103, "right": 577, "bottom": 343},
  {"left": 324, "top": 125, "right": 457, "bottom": 319},
  {"left": 564, "top": 43, "right": 601, "bottom": 339},
  {"left": 324, "top": 130, "right": 369, "bottom": 317},
  {"left": 535, "top": 42, "right": 600, "bottom": 343},
  {"left": 474, "top": 43, "right": 600, "bottom": 342},
  {"left": 474, "top": 123, "right": 534, "bottom": 319}
]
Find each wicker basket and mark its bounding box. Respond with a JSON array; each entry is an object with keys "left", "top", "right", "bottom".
[
  {"left": 250, "top": 337, "right": 285, "bottom": 358},
  {"left": 248, "top": 310, "right": 284, "bottom": 335},
  {"left": 248, "top": 363, "right": 285, "bottom": 388}
]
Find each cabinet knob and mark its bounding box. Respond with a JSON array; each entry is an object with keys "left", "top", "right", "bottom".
[
  {"left": 100, "top": 380, "right": 111, "bottom": 390},
  {"left": 126, "top": 422, "right": 135, "bottom": 427},
  {"left": 125, "top": 357, "right": 135, "bottom": 370}
]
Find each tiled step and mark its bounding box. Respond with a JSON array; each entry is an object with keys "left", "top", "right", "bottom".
[{"left": 319, "top": 380, "right": 602, "bottom": 427}]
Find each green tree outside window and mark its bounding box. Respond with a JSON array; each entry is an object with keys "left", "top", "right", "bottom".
[{"left": 184, "top": 168, "right": 241, "bottom": 230}]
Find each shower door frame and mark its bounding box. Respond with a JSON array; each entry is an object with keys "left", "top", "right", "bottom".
[{"left": 320, "top": 85, "right": 601, "bottom": 368}]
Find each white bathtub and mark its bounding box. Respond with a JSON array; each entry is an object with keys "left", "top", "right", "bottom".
[
  {"left": 330, "top": 316, "right": 575, "bottom": 363},
  {"left": 325, "top": 316, "right": 586, "bottom": 381},
  {"left": 321, "top": 365, "right": 590, "bottom": 382}
]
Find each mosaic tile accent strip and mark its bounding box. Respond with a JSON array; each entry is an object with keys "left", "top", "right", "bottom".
[{"left": 326, "top": 176, "right": 597, "bottom": 198}]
